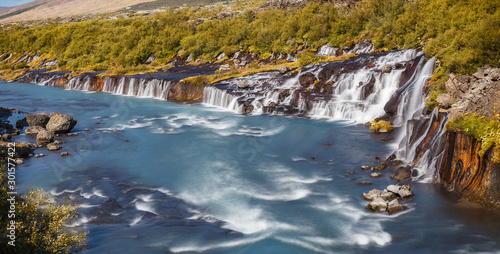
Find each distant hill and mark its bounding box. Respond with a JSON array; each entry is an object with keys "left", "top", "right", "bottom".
[{"left": 0, "top": 0, "right": 157, "bottom": 23}]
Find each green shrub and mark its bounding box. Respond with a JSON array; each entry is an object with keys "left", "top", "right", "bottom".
[{"left": 0, "top": 156, "right": 86, "bottom": 253}]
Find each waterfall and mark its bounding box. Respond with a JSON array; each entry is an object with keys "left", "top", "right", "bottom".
[
  {"left": 67, "top": 75, "right": 92, "bottom": 91},
  {"left": 203, "top": 49, "right": 429, "bottom": 123},
  {"left": 317, "top": 44, "right": 340, "bottom": 57},
  {"left": 203, "top": 85, "right": 242, "bottom": 112},
  {"left": 101, "top": 76, "right": 172, "bottom": 100}
]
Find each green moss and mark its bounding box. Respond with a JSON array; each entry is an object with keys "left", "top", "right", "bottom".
[{"left": 446, "top": 113, "right": 500, "bottom": 163}]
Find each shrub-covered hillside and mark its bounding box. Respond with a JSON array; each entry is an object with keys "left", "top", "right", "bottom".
[{"left": 0, "top": 0, "right": 498, "bottom": 75}]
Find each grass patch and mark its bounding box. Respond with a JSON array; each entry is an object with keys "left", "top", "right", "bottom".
[
  {"left": 446, "top": 113, "right": 500, "bottom": 163},
  {"left": 424, "top": 66, "right": 449, "bottom": 111}
]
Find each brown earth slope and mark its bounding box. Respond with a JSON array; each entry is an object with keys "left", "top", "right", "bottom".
[{"left": 0, "top": 0, "right": 154, "bottom": 23}]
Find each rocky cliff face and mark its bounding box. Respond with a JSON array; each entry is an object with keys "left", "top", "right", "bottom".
[
  {"left": 404, "top": 66, "right": 500, "bottom": 207},
  {"left": 439, "top": 131, "right": 500, "bottom": 206}
]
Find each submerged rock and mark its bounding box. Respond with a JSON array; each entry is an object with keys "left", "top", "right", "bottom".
[
  {"left": 47, "top": 143, "right": 61, "bottom": 151},
  {"left": 391, "top": 166, "right": 412, "bottom": 181},
  {"left": 46, "top": 113, "right": 77, "bottom": 133},
  {"left": 372, "top": 163, "right": 388, "bottom": 171},
  {"left": 357, "top": 181, "right": 372, "bottom": 185}
]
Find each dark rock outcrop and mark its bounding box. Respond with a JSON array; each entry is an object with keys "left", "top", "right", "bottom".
[{"left": 27, "top": 113, "right": 50, "bottom": 128}]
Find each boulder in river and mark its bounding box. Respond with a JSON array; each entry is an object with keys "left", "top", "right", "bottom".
[
  {"left": 46, "top": 113, "right": 77, "bottom": 133},
  {"left": 367, "top": 197, "right": 387, "bottom": 212},
  {"left": 16, "top": 117, "right": 28, "bottom": 129},
  {"left": 25, "top": 126, "right": 46, "bottom": 135},
  {"left": 27, "top": 113, "right": 50, "bottom": 127},
  {"left": 382, "top": 64, "right": 392, "bottom": 73},
  {"left": 2, "top": 133, "right": 11, "bottom": 141},
  {"left": 236, "top": 80, "right": 249, "bottom": 89},
  {"left": 36, "top": 129, "right": 54, "bottom": 143},
  {"left": 47, "top": 143, "right": 61, "bottom": 151},
  {"left": 387, "top": 199, "right": 407, "bottom": 215},
  {"left": 391, "top": 166, "right": 412, "bottom": 181}
]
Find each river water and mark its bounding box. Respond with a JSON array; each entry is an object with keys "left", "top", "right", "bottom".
[{"left": 2, "top": 81, "right": 500, "bottom": 253}]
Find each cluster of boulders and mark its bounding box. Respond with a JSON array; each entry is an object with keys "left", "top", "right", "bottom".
[
  {"left": 354, "top": 155, "right": 416, "bottom": 215},
  {"left": 363, "top": 184, "right": 413, "bottom": 215},
  {"left": 17, "top": 112, "right": 77, "bottom": 158}
]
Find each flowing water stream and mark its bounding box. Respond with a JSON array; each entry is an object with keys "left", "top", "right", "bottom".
[{"left": 2, "top": 50, "right": 500, "bottom": 253}]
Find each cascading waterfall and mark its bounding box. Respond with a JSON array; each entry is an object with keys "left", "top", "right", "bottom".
[
  {"left": 203, "top": 85, "right": 241, "bottom": 112},
  {"left": 67, "top": 75, "right": 92, "bottom": 91},
  {"left": 402, "top": 109, "right": 448, "bottom": 182},
  {"left": 203, "top": 49, "right": 430, "bottom": 124}
]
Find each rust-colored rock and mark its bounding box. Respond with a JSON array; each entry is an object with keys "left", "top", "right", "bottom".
[{"left": 439, "top": 132, "right": 500, "bottom": 206}]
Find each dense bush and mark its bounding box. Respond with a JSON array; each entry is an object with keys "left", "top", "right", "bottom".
[
  {"left": 0, "top": 153, "right": 86, "bottom": 253},
  {"left": 0, "top": 0, "right": 497, "bottom": 74}
]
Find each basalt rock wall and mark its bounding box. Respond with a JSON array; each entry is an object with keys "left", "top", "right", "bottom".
[{"left": 439, "top": 131, "right": 500, "bottom": 206}]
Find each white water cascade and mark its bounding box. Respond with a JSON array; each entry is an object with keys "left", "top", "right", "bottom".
[
  {"left": 67, "top": 75, "right": 93, "bottom": 91},
  {"left": 101, "top": 77, "right": 172, "bottom": 100},
  {"left": 203, "top": 49, "right": 432, "bottom": 124}
]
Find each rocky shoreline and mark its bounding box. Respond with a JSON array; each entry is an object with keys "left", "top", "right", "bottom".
[{"left": 1, "top": 108, "right": 80, "bottom": 165}]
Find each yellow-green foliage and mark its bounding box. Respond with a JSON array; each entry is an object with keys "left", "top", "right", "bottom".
[
  {"left": 0, "top": 161, "right": 86, "bottom": 253},
  {"left": 370, "top": 120, "right": 393, "bottom": 133},
  {"left": 0, "top": 0, "right": 497, "bottom": 75},
  {"left": 446, "top": 113, "right": 500, "bottom": 163},
  {"left": 424, "top": 67, "right": 449, "bottom": 111}
]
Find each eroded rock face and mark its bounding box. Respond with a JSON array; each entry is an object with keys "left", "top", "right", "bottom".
[
  {"left": 439, "top": 132, "right": 500, "bottom": 206},
  {"left": 46, "top": 113, "right": 77, "bottom": 133}
]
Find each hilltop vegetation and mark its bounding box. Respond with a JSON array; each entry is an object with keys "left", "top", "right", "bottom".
[{"left": 0, "top": 0, "right": 498, "bottom": 77}]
